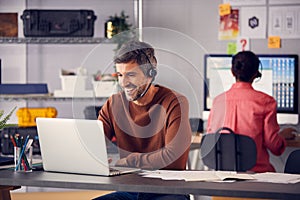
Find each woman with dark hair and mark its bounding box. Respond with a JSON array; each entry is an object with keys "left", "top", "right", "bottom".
[{"left": 207, "top": 51, "right": 295, "bottom": 173}]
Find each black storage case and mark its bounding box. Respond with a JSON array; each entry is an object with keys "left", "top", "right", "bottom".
[
  {"left": 0, "top": 126, "right": 40, "bottom": 155},
  {"left": 21, "top": 9, "right": 97, "bottom": 37}
]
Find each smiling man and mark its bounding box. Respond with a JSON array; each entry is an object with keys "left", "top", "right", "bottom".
[{"left": 96, "top": 40, "right": 192, "bottom": 200}]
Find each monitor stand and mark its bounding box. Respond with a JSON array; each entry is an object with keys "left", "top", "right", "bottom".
[{"left": 277, "top": 113, "right": 299, "bottom": 125}]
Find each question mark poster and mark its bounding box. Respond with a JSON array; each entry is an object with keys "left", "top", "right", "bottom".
[{"left": 240, "top": 6, "right": 266, "bottom": 38}]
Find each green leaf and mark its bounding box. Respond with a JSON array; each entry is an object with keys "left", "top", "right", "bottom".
[{"left": 0, "top": 106, "right": 17, "bottom": 129}]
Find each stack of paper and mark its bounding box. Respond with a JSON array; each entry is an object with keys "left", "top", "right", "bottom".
[
  {"left": 252, "top": 172, "right": 300, "bottom": 184},
  {"left": 140, "top": 170, "right": 300, "bottom": 184},
  {"left": 139, "top": 170, "right": 255, "bottom": 182}
]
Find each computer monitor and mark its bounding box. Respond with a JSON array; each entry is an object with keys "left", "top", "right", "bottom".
[{"left": 203, "top": 54, "right": 299, "bottom": 124}]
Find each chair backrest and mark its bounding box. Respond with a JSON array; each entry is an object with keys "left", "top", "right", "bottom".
[
  {"left": 284, "top": 149, "right": 300, "bottom": 174},
  {"left": 189, "top": 118, "right": 203, "bottom": 132},
  {"left": 84, "top": 106, "right": 102, "bottom": 119},
  {"left": 200, "top": 127, "right": 257, "bottom": 172}
]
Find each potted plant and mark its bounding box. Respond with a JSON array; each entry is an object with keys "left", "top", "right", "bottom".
[
  {"left": 105, "top": 10, "right": 137, "bottom": 50},
  {"left": 93, "top": 11, "right": 137, "bottom": 97},
  {"left": 0, "top": 106, "right": 17, "bottom": 130}
]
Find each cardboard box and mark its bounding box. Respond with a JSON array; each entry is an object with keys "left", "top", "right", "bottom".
[
  {"left": 93, "top": 81, "right": 119, "bottom": 97},
  {"left": 54, "top": 75, "right": 93, "bottom": 97},
  {"left": 0, "top": 13, "right": 18, "bottom": 37},
  {"left": 60, "top": 75, "right": 87, "bottom": 91}
]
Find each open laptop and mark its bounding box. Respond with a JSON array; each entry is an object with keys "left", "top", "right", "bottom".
[{"left": 36, "top": 117, "right": 140, "bottom": 176}]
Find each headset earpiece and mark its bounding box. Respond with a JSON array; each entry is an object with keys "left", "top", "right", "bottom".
[
  {"left": 148, "top": 68, "right": 157, "bottom": 78},
  {"left": 256, "top": 71, "right": 262, "bottom": 78},
  {"left": 140, "top": 49, "right": 157, "bottom": 79},
  {"left": 254, "top": 60, "right": 262, "bottom": 82},
  {"left": 257, "top": 60, "right": 262, "bottom": 78}
]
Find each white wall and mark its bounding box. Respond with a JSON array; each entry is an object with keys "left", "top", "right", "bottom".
[
  {"left": 142, "top": 0, "right": 300, "bottom": 120},
  {"left": 0, "top": 0, "right": 27, "bottom": 123},
  {"left": 1, "top": 0, "right": 300, "bottom": 122},
  {"left": 0, "top": 0, "right": 132, "bottom": 121}
]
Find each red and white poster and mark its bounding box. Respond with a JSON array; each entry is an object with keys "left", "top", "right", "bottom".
[{"left": 219, "top": 9, "right": 240, "bottom": 40}]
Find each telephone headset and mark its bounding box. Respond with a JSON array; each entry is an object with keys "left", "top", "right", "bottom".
[
  {"left": 234, "top": 53, "right": 262, "bottom": 80},
  {"left": 255, "top": 60, "right": 263, "bottom": 80},
  {"left": 132, "top": 49, "right": 157, "bottom": 101},
  {"left": 139, "top": 49, "right": 157, "bottom": 79}
]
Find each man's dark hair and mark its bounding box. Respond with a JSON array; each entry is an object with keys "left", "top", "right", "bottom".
[
  {"left": 231, "top": 51, "right": 260, "bottom": 82},
  {"left": 114, "top": 40, "right": 157, "bottom": 76}
]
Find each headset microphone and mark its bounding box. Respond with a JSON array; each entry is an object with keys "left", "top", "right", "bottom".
[
  {"left": 133, "top": 81, "right": 152, "bottom": 101},
  {"left": 131, "top": 49, "right": 157, "bottom": 101}
]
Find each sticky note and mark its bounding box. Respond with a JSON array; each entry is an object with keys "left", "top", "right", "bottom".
[
  {"left": 268, "top": 36, "right": 281, "bottom": 48},
  {"left": 219, "top": 3, "right": 231, "bottom": 16},
  {"left": 227, "top": 42, "right": 237, "bottom": 55}
]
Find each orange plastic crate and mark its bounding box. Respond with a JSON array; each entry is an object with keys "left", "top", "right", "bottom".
[{"left": 16, "top": 107, "right": 57, "bottom": 127}]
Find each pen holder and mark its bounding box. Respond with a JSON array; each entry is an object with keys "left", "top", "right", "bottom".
[{"left": 14, "top": 146, "right": 33, "bottom": 172}]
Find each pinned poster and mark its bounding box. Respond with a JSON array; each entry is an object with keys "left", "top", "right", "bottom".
[
  {"left": 269, "top": 6, "right": 300, "bottom": 39},
  {"left": 219, "top": 3, "right": 231, "bottom": 16},
  {"left": 268, "top": 36, "right": 281, "bottom": 48},
  {"left": 223, "top": 0, "right": 266, "bottom": 6},
  {"left": 237, "top": 37, "right": 250, "bottom": 51},
  {"left": 219, "top": 9, "right": 240, "bottom": 40},
  {"left": 240, "top": 7, "right": 266, "bottom": 39}
]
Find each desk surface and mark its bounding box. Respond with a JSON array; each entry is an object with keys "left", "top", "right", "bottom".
[{"left": 0, "top": 169, "right": 299, "bottom": 200}]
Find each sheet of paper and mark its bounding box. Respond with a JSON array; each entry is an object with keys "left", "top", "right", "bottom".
[
  {"left": 140, "top": 170, "right": 300, "bottom": 184},
  {"left": 240, "top": 6, "right": 266, "bottom": 39},
  {"left": 219, "top": 9, "right": 240, "bottom": 40},
  {"left": 269, "top": 0, "right": 300, "bottom": 4},
  {"left": 140, "top": 170, "right": 255, "bottom": 182},
  {"left": 252, "top": 172, "right": 300, "bottom": 184},
  {"left": 236, "top": 37, "right": 250, "bottom": 51},
  {"left": 223, "top": 0, "right": 266, "bottom": 6},
  {"left": 268, "top": 6, "right": 300, "bottom": 39},
  {"left": 215, "top": 171, "right": 255, "bottom": 181}
]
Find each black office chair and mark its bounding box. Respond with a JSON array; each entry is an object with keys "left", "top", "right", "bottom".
[
  {"left": 189, "top": 118, "right": 204, "bottom": 133},
  {"left": 188, "top": 118, "right": 203, "bottom": 170},
  {"left": 284, "top": 149, "right": 300, "bottom": 174},
  {"left": 83, "top": 106, "right": 102, "bottom": 119},
  {"left": 200, "top": 127, "right": 257, "bottom": 172}
]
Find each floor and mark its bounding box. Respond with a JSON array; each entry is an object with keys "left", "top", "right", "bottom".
[
  {"left": 10, "top": 187, "right": 213, "bottom": 200},
  {"left": 11, "top": 190, "right": 113, "bottom": 200}
]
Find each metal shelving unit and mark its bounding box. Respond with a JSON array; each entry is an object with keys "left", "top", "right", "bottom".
[
  {"left": 0, "top": 94, "right": 107, "bottom": 102},
  {"left": 0, "top": 37, "right": 112, "bottom": 44},
  {"left": 0, "top": 0, "right": 143, "bottom": 119}
]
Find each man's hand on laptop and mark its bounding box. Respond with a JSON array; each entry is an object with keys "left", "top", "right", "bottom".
[{"left": 115, "top": 157, "right": 128, "bottom": 167}]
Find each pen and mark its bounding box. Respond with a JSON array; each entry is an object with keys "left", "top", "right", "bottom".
[
  {"left": 15, "top": 135, "right": 29, "bottom": 171},
  {"left": 23, "top": 139, "right": 33, "bottom": 170},
  {"left": 22, "top": 159, "right": 27, "bottom": 171},
  {"left": 10, "top": 135, "right": 17, "bottom": 147},
  {"left": 14, "top": 134, "right": 19, "bottom": 147}
]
